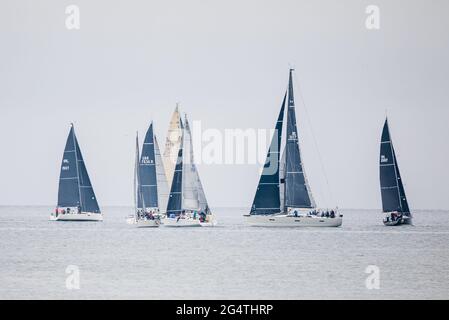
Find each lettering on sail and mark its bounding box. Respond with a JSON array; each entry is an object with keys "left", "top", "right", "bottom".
[
  {"left": 141, "top": 156, "right": 153, "bottom": 165},
  {"left": 289, "top": 131, "right": 297, "bottom": 141},
  {"left": 380, "top": 155, "right": 389, "bottom": 163},
  {"left": 62, "top": 159, "right": 70, "bottom": 171}
]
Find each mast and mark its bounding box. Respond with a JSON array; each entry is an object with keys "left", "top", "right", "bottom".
[
  {"left": 134, "top": 132, "right": 139, "bottom": 217},
  {"left": 284, "top": 69, "right": 314, "bottom": 209}
]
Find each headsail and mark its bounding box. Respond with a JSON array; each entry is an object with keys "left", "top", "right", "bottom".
[
  {"left": 284, "top": 70, "right": 314, "bottom": 209},
  {"left": 163, "top": 105, "right": 183, "bottom": 190},
  {"left": 182, "top": 116, "right": 200, "bottom": 210},
  {"left": 154, "top": 135, "right": 169, "bottom": 213},
  {"left": 57, "top": 125, "right": 100, "bottom": 213},
  {"left": 185, "top": 116, "right": 210, "bottom": 213},
  {"left": 250, "top": 93, "right": 286, "bottom": 215},
  {"left": 137, "top": 123, "right": 158, "bottom": 209},
  {"left": 379, "top": 119, "right": 410, "bottom": 215}
]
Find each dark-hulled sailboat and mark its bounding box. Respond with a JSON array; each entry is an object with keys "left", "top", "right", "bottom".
[
  {"left": 379, "top": 118, "right": 412, "bottom": 226},
  {"left": 245, "top": 69, "right": 342, "bottom": 227},
  {"left": 130, "top": 122, "right": 169, "bottom": 227},
  {"left": 51, "top": 124, "right": 102, "bottom": 221}
]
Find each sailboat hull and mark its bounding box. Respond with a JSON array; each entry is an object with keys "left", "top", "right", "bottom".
[
  {"left": 245, "top": 214, "right": 343, "bottom": 227},
  {"left": 50, "top": 213, "right": 103, "bottom": 222},
  {"left": 136, "top": 219, "right": 160, "bottom": 228},
  {"left": 199, "top": 214, "right": 218, "bottom": 227},
  {"left": 162, "top": 217, "right": 202, "bottom": 227},
  {"left": 383, "top": 213, "right": 412, "bottom": 226}
]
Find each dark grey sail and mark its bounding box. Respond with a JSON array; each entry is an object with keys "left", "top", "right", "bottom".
[
  {"left": 250, "top": 93, "right": 286, "bottom": 215},
  {"left": 57, "top": 126, "right": 81, "bottom": 208},
  {"left": 137, "top": 123, "right": 158, "bottom": 209},
  {"left": 166, "top": 121, "right": 184, "bottom": 216},
  {"left": 379, "top": 119, "right": 410, "bottom": 215},
  {"left": 284, "top": 69, "right": 313, "bottom": 209},
  {"left": 58, "top": 125, "right": 100, "bottom": 213}
]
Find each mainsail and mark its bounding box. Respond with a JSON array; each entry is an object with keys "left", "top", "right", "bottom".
[
  {"left": 163, "top": 105, "right": 183, "bottom": 190},
  {"left": 154, "top": 136, "right": 169, "bottom": 213},
  {"left": 137, "top": 123, "right": 158, "bottom": 209},
  {"left": 250, "top": 93, "right": 286, "bottom": 215},
  {"left": 379, "top": 119, "right": 410, "bottom": 215},
  {"left": 57, "top": 125, "right": 100, "bottom": 213},
  {"left": 284, "top": 69, "right": 314, "bottom": 209}
]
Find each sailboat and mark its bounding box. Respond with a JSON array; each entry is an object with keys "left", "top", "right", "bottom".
[
  {"left": 50, "top": 124, "right": 102, "bottom": 221},
  {"left": 163, "top": 105, "right": 183, "bottom": 191},
  {"left": 379, "top": 118, "right": 412, "bottom": 226},
  {"left": 130, "top": 123, "right": 169, "bottom": 227},
  {"left": 163, "top": 115, "right": 216, "bottom": 227},
  {"left": 245, "top": 69, "right": 342, "bottom": 227}
]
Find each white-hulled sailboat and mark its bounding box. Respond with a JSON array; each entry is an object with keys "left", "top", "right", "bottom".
[
  {"left": 379, "top": 118, "right": 412, "bottom": 226},
  {"left": 163, "top": 115, "right": 216, "bottom": 227},
  {"left": 245, "top": 69, "right": 342, "bottom": 227},
  {"left": 50, "top": 124, "right": 103, "bottom": 221},
  {"left": 130, "top": 123, "right": 169, "bottom": 228}
]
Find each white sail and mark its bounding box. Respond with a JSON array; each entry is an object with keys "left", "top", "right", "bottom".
[
  {"left": 154, "top": 135, "right": 169, "bottom": 213},
  {"left": 181, "top": 117, "right": 200, "bottom": 210},
  {"left": 194, "top": 165, "right": 208, "bottom": 212},
  {"left": 163, "top": 105, "right": 183, "bottom": 190}
]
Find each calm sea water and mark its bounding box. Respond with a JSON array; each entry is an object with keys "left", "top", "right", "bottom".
[{"left": 0, "top": 206, "right": 448, "bottom": 300}]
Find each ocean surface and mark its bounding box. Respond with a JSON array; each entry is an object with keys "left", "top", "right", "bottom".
[{"left": 0, "top": 206, "right": 448, "bottom": 300}]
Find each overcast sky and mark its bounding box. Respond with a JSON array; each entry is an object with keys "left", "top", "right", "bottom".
[{"left": 1, "top": 0, "right": 448, "bottom": 209}]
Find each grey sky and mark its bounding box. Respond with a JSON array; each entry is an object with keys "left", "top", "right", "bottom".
[{"left": 1, "top": 0, "right": 448, "bottom": 209}]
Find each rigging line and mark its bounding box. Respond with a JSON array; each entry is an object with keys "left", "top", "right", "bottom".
[{"left": 292, "top": 70, "right": 334, "bottom": 209}]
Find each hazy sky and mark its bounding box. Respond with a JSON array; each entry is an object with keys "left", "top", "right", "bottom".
[{"left": 1, "top": 0, "right": 448, "bottom": 209}]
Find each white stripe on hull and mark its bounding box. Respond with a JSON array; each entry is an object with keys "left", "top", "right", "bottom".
[{"left": 245, "top": 214, "right": 342, "bottom": 227}]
